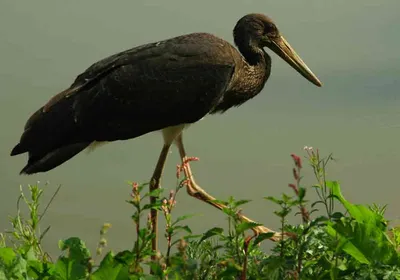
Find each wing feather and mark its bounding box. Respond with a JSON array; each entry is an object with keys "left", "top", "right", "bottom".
[{"left": 12, "top": 33, "right": 236, "bottom": 170}]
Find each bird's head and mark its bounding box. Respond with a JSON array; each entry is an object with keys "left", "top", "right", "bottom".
[{"left": 234, "top": 13, "right": 322, "bottom": 87}]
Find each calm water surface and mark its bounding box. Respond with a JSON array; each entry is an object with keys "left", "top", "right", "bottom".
[{"left": 1, "top": 1, "right": 399, "bottom": 255}]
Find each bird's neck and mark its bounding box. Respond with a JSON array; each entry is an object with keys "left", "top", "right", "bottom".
[
  {"left": 239, "top": 45, "right": 271, "bottom": 84},
  {"left": 238, "top": 44, "right": 265, "bottom": 66},
  {"left": 238, "top": 44, "right": 271, "bottom": 81},
  {"left": 209, "top": 46, "right": 271, "bottom": 114}
]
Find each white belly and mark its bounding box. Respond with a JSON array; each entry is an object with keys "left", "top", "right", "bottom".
[
  {"left": 161, "top": 123, "right": 190, "bottom": 145},
  {"left": 162, "top": 116, "right": 207, "bottom": 145},
  {"left": 86, "top": 117, "right": 206, "bottom": 153},
  {"left": 161, "top": 116, "right": 207, "bottom": 145}
]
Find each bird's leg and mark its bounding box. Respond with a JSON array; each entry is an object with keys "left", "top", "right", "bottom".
[
  {"left": 175, "top": 134, "right": 282, "bottom": 241},
  {"left": 149, "top": 144, "right": 171, "bottom": 258}
]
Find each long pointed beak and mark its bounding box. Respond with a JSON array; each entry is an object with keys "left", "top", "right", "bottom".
[{"left": 268, "top": 35, "right": 322, "bottom": 87}]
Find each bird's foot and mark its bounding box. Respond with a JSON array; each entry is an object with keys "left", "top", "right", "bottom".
[{"left": 177, "top": 157, "right": 284, "bottom": 242}]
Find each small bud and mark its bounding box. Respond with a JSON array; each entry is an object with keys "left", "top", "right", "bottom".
[
  {"left": 147, "top": 213, "right": 153, "bottom": 229},
  {"left": 301, "top": 208, "right": 310, "bottom": 223},
  {"left": 290, "top": 154, "right": 302, "bottom": 168},
  {"left": 96, "top": 247, "right": 102, "bottom": 256},
  {"left": 161, "top": 204, "right": 169, "bottom": 214},
  {"left": 99, "top": 238, "right": 107, "bottom": 247},
  {"left": 292, "top": 168, "right": 299, "bottom": 180},
  {"left": 155, "top": 251, "right": 162, "bottom": 260},
  {"left": 288, "top": 183, "right": 299, "bottom": 195},
  {"left": 100, "top": 223, "right": 112, "bottom": 235},
  {"left": 176, "top": 164, "right": 182, "bottom": 179},
  {"left": 131, "top": 182, "right": 139, "bottom": 196},
  {"left": 178, "top": 238, "right": 187, "bottom": 253}
]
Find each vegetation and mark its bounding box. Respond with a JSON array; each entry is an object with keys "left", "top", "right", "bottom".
[{"left": 1, "top": 147, "right": 400, "bottom": 279}]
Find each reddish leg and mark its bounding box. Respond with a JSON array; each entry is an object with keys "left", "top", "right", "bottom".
[{"left": 175, "top": 134, "right": 281, "bottom": 241}]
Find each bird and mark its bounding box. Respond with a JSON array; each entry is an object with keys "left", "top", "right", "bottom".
[{"left": 10, "top": 13, "right": 322, "bottom": 250}]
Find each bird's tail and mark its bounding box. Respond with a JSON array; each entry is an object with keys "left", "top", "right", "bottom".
[
  {"left": 10, "top": 85, "right": 93, "bottom": 175},
  {"left": 13, "top": 142, "right": 91, "bottom": 175}
]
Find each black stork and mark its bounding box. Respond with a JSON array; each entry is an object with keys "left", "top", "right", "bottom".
[{"left": 11, "top": 13, "right": 322, "bottom": 251}]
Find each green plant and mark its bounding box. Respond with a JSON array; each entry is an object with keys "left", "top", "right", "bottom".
[{"left": 2, "top": 147, "right": 400, "bottom": 279}]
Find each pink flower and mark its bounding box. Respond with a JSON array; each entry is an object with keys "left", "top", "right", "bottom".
[{"left": 290, "top": 154, "right": 302, "bottom": 168}]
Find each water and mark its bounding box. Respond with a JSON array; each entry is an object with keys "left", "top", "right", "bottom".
[{"left": 1, "top": 1, "right": 399, "bottom": 256}]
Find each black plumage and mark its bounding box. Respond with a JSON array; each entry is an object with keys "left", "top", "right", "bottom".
[{"left": 11, "top": 13, "right": 321, "bottom": 175}]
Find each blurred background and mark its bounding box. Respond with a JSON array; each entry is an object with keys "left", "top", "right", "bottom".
[{"left": 0, "top": 0, "right": 399, "bottom": 256}]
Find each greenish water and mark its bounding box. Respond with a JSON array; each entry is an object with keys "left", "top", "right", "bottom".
[{"left": 1, "top": 1, "right": 399, "bottom": 256}]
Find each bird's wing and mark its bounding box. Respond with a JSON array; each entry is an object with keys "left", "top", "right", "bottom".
[
  {"left": 72, "top": 40, "right": 235, "bottom": 142},
  {"left": 14, "top": 37, "right": 235, "bottom": 154}
]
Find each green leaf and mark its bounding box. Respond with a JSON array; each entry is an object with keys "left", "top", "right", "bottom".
[
  {"left": 142, "top": 201, "right": 162, "bottom": 210},
  {"left": 264, "top": 196, "right": 282, "bottom": 204},
  {"left": 173, "top": 225, "right": 192, "bottom": 234},
  {"left": 200, "top": 227, "right": 224, "bottom": 243},
  {"left": 54, "top": 257, "right": 75, "bottom": 280},
  {"left": 282, "top": 193, "right": 293, "bottom": 203},
  {"left": 138, "top": 228, "right": 149, "bottom": 240},
  {"left": 331, "top": 212, "right": 344, "bottom": 220},
  {"left": 274, "top": 208, "right": 291, "bottom": 218},
  {"left": 56, "top": 238, "right": 91, "bottom": 279},
  {"left": 221, "top": 207, "right": 235, "bottom": 217},
  {"left": 235, "top": 221, "right": 262, "bottom": 235},
  {"left": 91, "top": 252, "right": 124, "bottom": 280},
  {"left": 325, "top": 181, "right": 399, "bottom": 266},
  {"left": 59, "top": 237, "right": 91, "bottom": 261},
  {"left": 298, "top": 187, "right": 306, "bottom": 201},
  {"left": 309, "top": 216, "right": 328, "bottom": 227},
  {"left": 9, "top": 255, "right": 28, "bottom": 279},
  {"left": 0, "top": 247, "right": 16, "bottom": 266},
  {"left": 217, "top": 260, "right": 242, "bottom": 278},
  {"left": 311, "top": 200, "right": 325, "bottom": 208},
  {"left": 147, "top": 188, "right": 164, "bottom": 198},
  {"left": 149, "top": 262, "right": 164, "bottom": 278},
  {"left": 172, "top": 214, "right": 198, "bottom": 226},
  {"left": 312, "top": 184, "right": 322, "bottom": 190},
  {"left": 183, "top": 234, "right": 202, "bottom": 240},
  {"left": 25, "top": 246, "right": 37, "bottom": 262},
  {"left": 253, "top": 232, "right": 275, "bottom": 245},
  {"left": 326, "top": 224, "right": 370, "bottom": 265},
  {"left": 113, "top": 250, "right": 134, "bottom": 265},
  {"left": 27, "top": 260, "right": 54, "bottom": 279},
  {"left": 328, "top": 181, "right": 379, "bottom": 225},
  {"left": 233, "top": 199, "right": 252, "bottom": 207},
  {"left": 212, "top": 199, "right": 228, "bottom": 206}
]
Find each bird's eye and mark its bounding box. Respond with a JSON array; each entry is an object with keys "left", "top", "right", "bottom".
[
  {"left": 265, "top": 24, "right": 278, "bottom": 38},
  {"left": 267, "top": 23, "right": 276, "bottom": 31}
]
